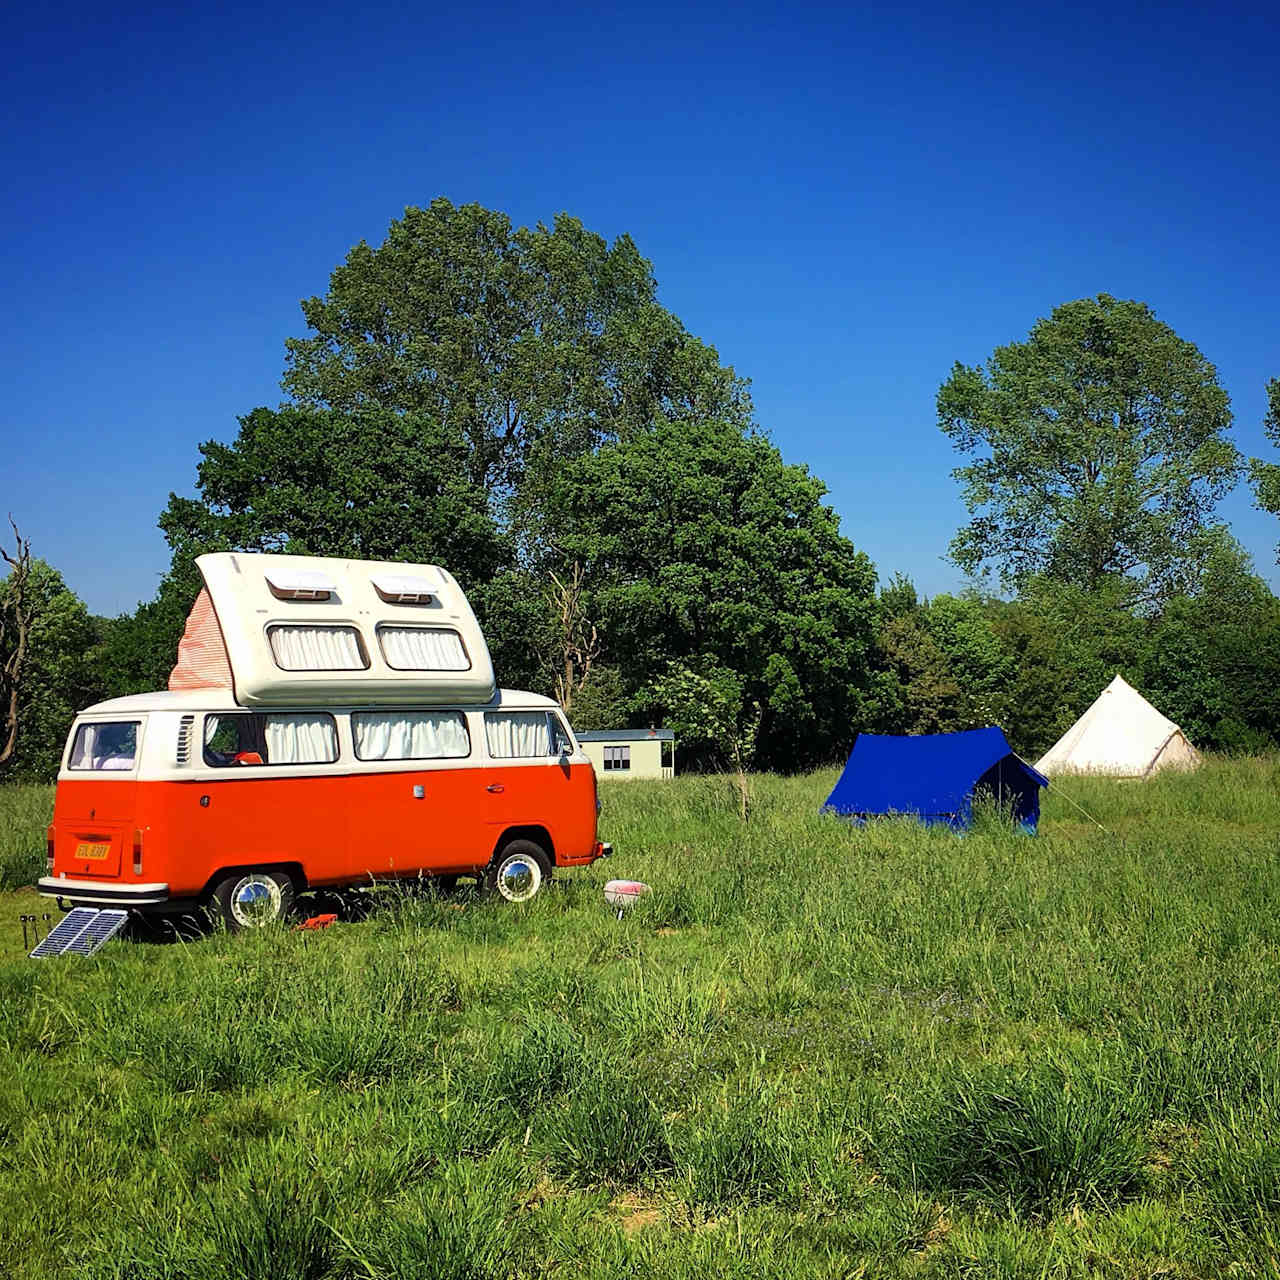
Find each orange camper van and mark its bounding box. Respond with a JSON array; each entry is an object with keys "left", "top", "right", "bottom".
[{"left": 38, "top": 553, "right": 610, "bottom": 928}]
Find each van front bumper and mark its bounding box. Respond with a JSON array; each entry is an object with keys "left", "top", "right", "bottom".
[{"left": 37, "top": 877, "right": 170, "bottom": 908}]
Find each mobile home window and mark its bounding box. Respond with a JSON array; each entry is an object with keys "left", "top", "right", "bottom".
[
  {"left": 267, "top": 624, "right": 368, "bottom": 671},
  {"left": 485, "top": 711, "right": 555, "bottom": 758},
  {"left": 352, "top": 711, "right": 470, "bottom": 761},
  {"left": 203, "top": 713, "right": 339, "bottom": 767},
  {"left": 377, "top": 625, "right": 470, "bottom": 671},
  {"left": 68, "top": 721, "right": 141, "bottom": 771},
  {"left": 603, "top": 745, "right": 631, "bottom": 772}
]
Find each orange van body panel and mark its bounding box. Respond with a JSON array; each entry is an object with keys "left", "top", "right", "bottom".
[
  {"left": 48, "top": 762, "right": 599, "bottom": 900},
  {"left": 51, "top": 780, "right": 137, "bottom": 879}
]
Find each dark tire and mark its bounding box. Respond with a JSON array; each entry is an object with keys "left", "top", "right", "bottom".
[
  {"left": 484, "top": 840, "right": 551, "bottom": 903},
  {"left": 211, "top": 869, "right": 296, "bottom": 931}
]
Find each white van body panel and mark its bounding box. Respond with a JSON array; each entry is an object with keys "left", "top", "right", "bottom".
[{"left": 60, "top": 689, "right": 580, "bottom": 784}]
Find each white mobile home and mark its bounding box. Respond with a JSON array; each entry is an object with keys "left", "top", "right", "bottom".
[{"left": 575, "top": 729, "right": 675, "bottom": 780}]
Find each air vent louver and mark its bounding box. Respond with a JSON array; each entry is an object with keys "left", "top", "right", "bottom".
[{"left": 176, "top": 714, "right": 195, "bottom": 765}]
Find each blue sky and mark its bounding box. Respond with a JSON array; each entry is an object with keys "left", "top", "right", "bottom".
[{"left": 2, "top": 0, "right": 1277, "bottom": 615}]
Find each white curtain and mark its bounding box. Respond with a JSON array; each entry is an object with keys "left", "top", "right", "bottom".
[
  {"left": 264, "top": 715, "right": 338, "bottom": 764},
  {"left": 70, "top": 722, "right": 137, "bottom": 770},
  {"left": 69, "top": 725, "right": 94, "bottom": 768},
  {"left": 269, "top": 625, "right": 366, "bottom": 671},
  {"left": 353, "top": 711, "right": 470, "bottom": 760},
  {"left": 378, "top": 626, "right": 469, "bottom": 671},
  {"left": 485, "top": 712, "right": 549, "bottom": 759}
]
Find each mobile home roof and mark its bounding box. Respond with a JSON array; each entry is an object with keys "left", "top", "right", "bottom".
[{"left": 575, "top": 729, "right": 674, "bottom": 742}]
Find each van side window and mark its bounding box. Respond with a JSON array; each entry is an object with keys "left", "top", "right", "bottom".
[
  {"left": 550, "top": 713, "right": 573, "bottom": 755},
  {"left": 377, "top": 625, "right": 470, "bottom": 671},
  {"left": 267, "top": 624, "right": 369, "bottom": 671},
  {"left": 485, "top": 711, "right": 555, "bottom": 758},
  {"left": 352, "top": 711, "right": 470, "bottom": 761},
  {"left": 68, "top": 721, "right": 140, "bottom": 771},
  {"left": 203, "top": 713, "right": 339, "bottom": 767}
]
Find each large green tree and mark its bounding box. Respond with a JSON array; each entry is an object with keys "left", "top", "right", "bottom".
[
  {"left": 1248, "top": 377, "right": 1280, "bottom": 558},
  {"left": 939, "top": 295, "right": 1240, "bottom": 601},
  {"left": 281, "top": 198, "right": 751, "bottom": 504},
  {"left": 871, "top": 590, "right": 1019, "bottom": 740},
  {"left": 129, "top": 200, "right": 756, "bottom": 697},
  {"left": 0, "top": 560, "right": 98, "bottom": 780},
  {"left": 543, "top": 418, "right": 881, "bottom": 770},
  {"left": 159, "top": 407, "right": 508, "bottom": 577},
  {"left": 1141, "top": 536, "right": 1280, "bottom": 753}
]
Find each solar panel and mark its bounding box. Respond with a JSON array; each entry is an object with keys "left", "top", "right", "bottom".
[
  {"left": 28, "top": 908, "right": 99, "bottom": 958},
  {"left": 29, "top": 907, "right": 129, "bottom": 959},
  {"left": 62, "top": 910, "right": 129, "bottom": 957}
]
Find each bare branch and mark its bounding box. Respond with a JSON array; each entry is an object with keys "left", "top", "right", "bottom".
[
  {"left": 546, "top": 562, "right": 602, "bottom": 715},
  {"left": 0, "top": 517, "right": 34, "bottom": 769}
]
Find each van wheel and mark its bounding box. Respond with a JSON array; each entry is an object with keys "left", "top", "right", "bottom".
[
  {"left": 485, "top": 841, "right": 551, "bottom": 903},
  {"left": 212, "top": 870, "right": 295, "bottom": 931}
]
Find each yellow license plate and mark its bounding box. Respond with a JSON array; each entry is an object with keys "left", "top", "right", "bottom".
[{"left": 76, "top": 842, "right": 111, "bottom": 860}]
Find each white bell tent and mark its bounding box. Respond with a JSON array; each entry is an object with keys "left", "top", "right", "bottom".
[{"left": 1035, "top": 675, "right": 1201, "bottom": 778}]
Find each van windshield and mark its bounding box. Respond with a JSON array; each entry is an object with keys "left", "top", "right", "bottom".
[{"left": 68, "top": 721, "right": 141, "bottom": 771}]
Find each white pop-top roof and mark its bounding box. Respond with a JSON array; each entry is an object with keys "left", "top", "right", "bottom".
[
  {"left": 188, "top": 552, "right": 498, "bottom": 708},
  {"left": 1035, "top": 674, "right": 1201, "bottom": 778}
]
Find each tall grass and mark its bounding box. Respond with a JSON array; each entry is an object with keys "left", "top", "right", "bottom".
[
  {"left": 3, "top": 758, "right": 1280, "bottom": 1275},
  {"left": 878, "top": 1056, "right": 1149, "bottom": 1212},
  {"left": 0, "top": 783, "right": 50, "bottom": 890}
]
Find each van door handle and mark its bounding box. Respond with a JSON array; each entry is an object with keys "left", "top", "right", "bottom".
[{"left": 486, "top": 783, "right": 504, "bottom": 794}]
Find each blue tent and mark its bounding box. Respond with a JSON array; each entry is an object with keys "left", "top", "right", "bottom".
[{"left": 822, "top": 727, "right": 1049, "bottom": 832}]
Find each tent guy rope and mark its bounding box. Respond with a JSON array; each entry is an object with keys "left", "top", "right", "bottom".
[{"left": 1049, "top": 783, "right": 1111, "bottom": 835}]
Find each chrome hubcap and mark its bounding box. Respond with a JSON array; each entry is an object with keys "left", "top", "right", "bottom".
[
  {"left": 230, "top": 874, "right": 282, "bottom": 927},
  {"left": 497, "top": 856, "right": 540, "bottom": 902}
]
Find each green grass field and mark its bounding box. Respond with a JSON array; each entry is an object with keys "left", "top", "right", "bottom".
[{"left": 4, "top": 760, "right": 1280, "bottom": 1277}]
